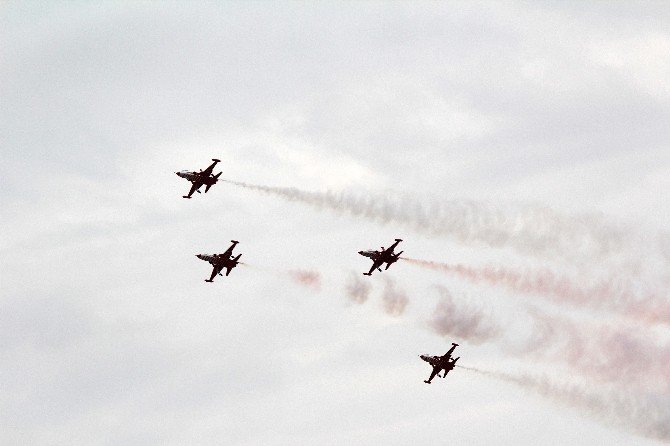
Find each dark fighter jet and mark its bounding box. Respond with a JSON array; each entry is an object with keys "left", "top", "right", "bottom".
[
  {"left": 176, "top": 158, "right": 222, "bottom": 199},
  {"left": 419, "top": 342, "right": 459, "bottom": 384},
  {"left": 196, "top": 240, "right": 241, "bottom": 283},
  {"left": 358, "top": 238, "right": 403, "bottom": 276}
]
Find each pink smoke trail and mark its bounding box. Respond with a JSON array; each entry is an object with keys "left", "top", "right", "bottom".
[
  {"left": 403, "top": 257, "right": 670, "bottom": 325},
  {"left": 521, "top": 308, "right": 670, "bottom": 395},
  {"left": 287, "top": 269, "right": 321, "bottom": 292},
  {"left": 345, "top": 272, "right": 372, "bottom": 304},
  {"left": 428, "top": 286, "right": 500, "bottom": 343},
  {"left": 422, "top": 283, "right": 670, "bottom": 394},
  {"left": 380, "top": 277, "right": 409, "bottom": 316}
]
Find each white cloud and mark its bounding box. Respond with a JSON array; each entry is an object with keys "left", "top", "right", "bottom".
[{"left": 2, "top": 1, "right": 669, "bottom": 444}]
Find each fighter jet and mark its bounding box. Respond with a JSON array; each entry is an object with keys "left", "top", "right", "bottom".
[
  {"left": 358, "top": 238, "right": 403, "bottom": 276},
  {"left": 196, "top": 240, "right": 242, "bottom": 283},
  {"left": 176, "top": 158, "right": 222, "bottom": 199},
  {"left": 419, "top": 342, "right": 459, "bottom": 384}
]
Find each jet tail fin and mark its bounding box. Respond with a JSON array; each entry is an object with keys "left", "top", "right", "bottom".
[{"left": 226, "top": 254, "right": 242, "bottom": 276}]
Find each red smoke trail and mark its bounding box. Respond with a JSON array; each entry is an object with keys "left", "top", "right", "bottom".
[
  {"left": 403, "top": 257, "right": 670, "bottom": 325},
  {"left": 287, "top": 269, "right": 321, "bottom": 291}
]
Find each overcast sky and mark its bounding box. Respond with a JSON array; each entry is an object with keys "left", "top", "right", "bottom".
[{"left": 2, "top": 2, "right": 669, "bottom": 445}]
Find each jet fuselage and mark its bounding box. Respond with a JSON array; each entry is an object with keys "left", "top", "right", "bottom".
[{"left": 176, "top": 170, "right": 219, "bottom": 185}]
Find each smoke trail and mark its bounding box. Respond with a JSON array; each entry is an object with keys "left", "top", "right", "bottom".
[
  {"left": 404, "top": 257, "right": 670, "bottom": 325},
  {"left": 222, "top": 179, "right": 642, "bottom": 265},
  {"left": 422, "top": 282, "right": 670, "bottom": 394},
  {"left": 287, "top": 269, "right": 321, "bottom": 291},
  {"left": 380, "top": 277, "right": 409, "bottom": 316},
  {"left": 459, "top": 366, "right": 670, "bottom": 442},
  {"left": 428, "top": 286, "right": 500, "bottom": 343},
  {"left": 520, "top": 308, "right": 670, "bottom": 394},
  {"left": 345, "top": 272, "right": 372, "bottom": 304}
]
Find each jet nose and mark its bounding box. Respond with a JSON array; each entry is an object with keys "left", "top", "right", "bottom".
[{"left": 196, "top": 254, "right": 205, "bottom": 260}]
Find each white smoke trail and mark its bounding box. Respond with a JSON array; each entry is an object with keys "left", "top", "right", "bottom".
[
  {"left": 459, "top": 366, "right": 670, "bottom": 442},
  {"left": 222, "top": 179, "right": 646, "bottom": 265}
]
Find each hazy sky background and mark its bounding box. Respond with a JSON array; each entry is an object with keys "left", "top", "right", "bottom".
[{"left": 2, "top": 2, "right": 669, "bottom": 445}]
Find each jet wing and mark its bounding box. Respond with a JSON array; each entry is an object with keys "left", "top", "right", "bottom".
[
  {"left": 184, "top": 181, "right": 202, "bottom": 198},
  {"left": 366, "top": 257, "right": 384, "bottom": 275},
  {"left": 443, "top": 343, "right": 458, "bottom": 359},
  {"left": 383, "top": 238, "right": 403, "bottom": 255},
  {"left": 220, "top": 240, "right": 239, "bottom": 259},
  {"left": 208, "top": 264, "right": 224, "bottom": 282},
  {"left": 201, "top": 158, "right": 221, "bottom": 176},
  {"left": 426, "top": 366, "right": 442, "bottom": 383}
]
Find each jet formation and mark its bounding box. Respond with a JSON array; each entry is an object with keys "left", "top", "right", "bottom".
[
  {"left": 420, "top": 342, "right": 460, "bottom": 384},
  {"left": 196, "top": 240, "right": 242, "bottom": 283},
  {"left": 176, "top": 158, "right": 222, "bottom": 199},
  {"left": 358, "top": 238, "right": 403, "bottom": 276},
  {"left": 179, "top": 159, "right": 463, "bottom": 385}
]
